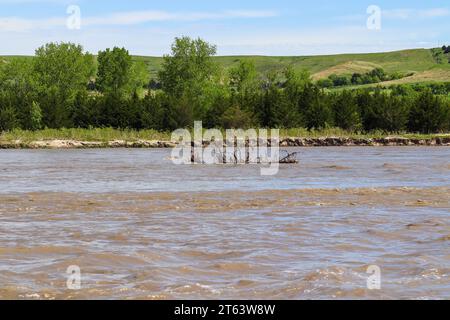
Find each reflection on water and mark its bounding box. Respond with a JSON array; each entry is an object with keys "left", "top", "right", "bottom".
[{"left": 0, "top": 147, "right": 449, "bottom": 299}]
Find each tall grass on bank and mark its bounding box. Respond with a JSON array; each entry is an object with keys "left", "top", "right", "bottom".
[
  {"left": 1, "top": 127, "right": 448, "bottom": 143},
  {"left": 0, "top": 128, "right": 172, "bottom": 143},
  {"left": 279, "top": 128, "right": 449, "bottom": 139}
]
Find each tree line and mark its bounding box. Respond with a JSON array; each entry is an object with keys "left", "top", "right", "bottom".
[
  {"left": 432, "top": 46, "right": 450, "bottom": 64},
  {"left": 0, "top": 37, "right": 449, "bottom": 134},
  {"left": 317, "top": 67, "right": 411, "bottom": 88}
]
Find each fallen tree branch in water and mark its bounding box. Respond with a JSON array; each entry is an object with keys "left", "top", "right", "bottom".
[
  {"left": 279, "top": 151, "right": 299, "bottom": 164},
  {"left": 190, "top": 148, "right": 299, "bottom": 164}
]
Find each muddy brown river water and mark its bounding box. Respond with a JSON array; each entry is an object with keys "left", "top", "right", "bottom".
[{"left": 0, "top": 147, "right": 449, "bottom": 299}]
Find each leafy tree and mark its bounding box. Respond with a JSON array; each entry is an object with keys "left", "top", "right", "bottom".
[
  {"left": 34, "top": 42, "right": 95, "bottom": 96},
  {"left": 329, "top": 74, "right": 350, "bottom": 87},
  {"left": 220, "top": 104, "right": 255, "bottom": 129},
  {"left": 431, "top": 48, "right": 446, "bottom": 64},
  {"left": 0, "top": 58, "right": 35, "bottom": 92},
  {"left": 351, "top": 73, "right": 363, "bottom": 85},
  {"left": 229, "top": 60, "right": 258, "bottom": 97},
  {"left": 228, "top": 59, "right": 260, "bottom": 121},
  {"left": 32, "top": 43, "right": 94, "bottom": 128},
  {"left": 0, "top": 59, "right": 38, "bottom": 129},
  {"left": 158, "top": 37, "right": 220, "bottom": 119},
  {"left": 204, "top": 93, "right": 232, "bottom": 128},
  {"left": 332, "top": 90, "right": 361, "bottom": 130},
  {"left": 317, "top": 78, "right": 333, "bottom": 88},
  {"left": 369, "top": 68, "right": 388, "bottom": 81},
  {"left": 283, "top": 66, "right": 311, "bottom": 101},
  {"left": 96, "top": 47, "right": 133, "bottom": 94},
  {"left": 408, "top": 89, "right": 449, "bottom": 133},
  {"left": 260, "top": 71, "right": 301, "bottom": 128},
  {"left": 28, "top": 101, "right": 43, "bottom": 130},
  {"left": 0, "top": 106, "right": 18, "bottom": 131},
  {"left": 159, "top": 37, "right": 218, "bottom": 96},
  {"left": 38, "top": 86, "right": 72, "bottom": 128},
  {"left": 381, "top": 95, "right": 410, "bottom": 132},
  {"left": 360, "top": 90, "right": 410, "bottom": 132},
  {"left": 141, "top": 93, "right": 166, "bottom": 130},
  {"left": 128, "top": 61, "right": 150, "bottom": 97},
  {"left": 71, "top": 91, "right": 94, "bottom": 128},
  {"left": 304, "top": 89, "right": 333, "bottom": 129}
]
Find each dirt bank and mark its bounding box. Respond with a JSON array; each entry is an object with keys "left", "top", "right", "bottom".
[{"left": 1, "top": 136, "right": 450, "bottom": 149}]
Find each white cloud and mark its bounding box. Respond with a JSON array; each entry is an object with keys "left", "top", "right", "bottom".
[
  {"left": 382, "top": 8, "right": 450, "bottom": 20},
  {"left": 420, "top": 8, "right": 450, "bottom": 18},
  {"left": 83, "top": 10, "right": 278, "bottom": 26},
  {"left": 0, "top": 16, "right": 65, "bottom": 31},
  {"left": 0, "top": 9, "right": 278, "bottom": 32}
]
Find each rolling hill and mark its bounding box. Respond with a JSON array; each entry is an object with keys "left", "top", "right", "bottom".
[
  {"left": 2, "top": 48, "right": 450, "bottom": 88},
  {"left": 133, "top": 48, "right": 450, "bottom": 84}
]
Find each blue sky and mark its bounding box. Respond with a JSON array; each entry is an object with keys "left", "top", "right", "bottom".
[{"left": 0, "top": 0, "right": 449, "bottom": 56}]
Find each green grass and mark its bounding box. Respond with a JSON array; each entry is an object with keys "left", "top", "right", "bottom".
[
  {"left": 279, "top": 128, "right": 449, "bottom": 139},
  {"left": 0, "top": 128, "right": 172, "bottom": 143},
  {"left": 1, "top": 127, "right": 448, "bottom": 143}
]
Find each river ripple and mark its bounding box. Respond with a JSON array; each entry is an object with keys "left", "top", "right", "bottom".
[{"left": 0, "top": 147, "right": 449, "bottom": 299}]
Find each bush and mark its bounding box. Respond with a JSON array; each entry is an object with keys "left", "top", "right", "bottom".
[
  {"left": 317, "top": 78, "right": 334, "bottom": 88},
  {"left": 329, "top": 74, "right": 351, "bottom": 87}
]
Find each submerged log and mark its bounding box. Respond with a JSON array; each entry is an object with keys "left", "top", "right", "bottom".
[
  {"left": 190, "top": 148, "right": 299, "bottom": 164},
  {"left": 279, "top": 151, "right": 299, "bottom": 164}
]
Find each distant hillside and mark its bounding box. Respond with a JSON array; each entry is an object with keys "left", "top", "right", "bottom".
[{"left": 2, "top": 48, "right": 450, "bottom": 88}]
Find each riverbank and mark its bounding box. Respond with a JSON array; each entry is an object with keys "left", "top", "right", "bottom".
[
  {"left": 1, "top": 136, "right": 450, "bottom": 149},
  {"left": 1, "top": 128, "right": 450, "bottom": 149}
]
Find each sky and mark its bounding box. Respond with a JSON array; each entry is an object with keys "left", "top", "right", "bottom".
[{"left": 0, "top": 0, "right": 449, "bottom": 56}]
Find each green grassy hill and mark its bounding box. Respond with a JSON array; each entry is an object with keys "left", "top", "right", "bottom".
[
  {"left": 133, "top": 48, "right": 446, "bottom": 79},
  {"left": 2, "top": 48, "right": 450, "bottom": 87},
  {"left": 134, "top": 48, "right": 450, "bottom": 84}
]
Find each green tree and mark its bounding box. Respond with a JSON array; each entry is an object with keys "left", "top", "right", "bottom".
[
  {"left": 329, "top": 74, "right": 350, "bottom": 87},
  {"left": 220, "top": 104, "right": 255, "bottom": 129},
  {"left": 0, "top": 106, "right": 18, "bottom": 131},
  {"left": 96, "top": 47, "right": 133, "bottom": 94},
  {"left": 34, "top": 42, "right": 95, "bottom": 96},
  {"left": 260, "top": 71, "right": 301, "bottom": 128},
  {"left": 141, "top": 93, "right": 166, "bottom": 130},
  {"left": 33, "top": 43, "right": 94, "bottom": 128},
  {"left": 304, "top": 89, "right": 333, "bottom": 129},
  {"left": 158, "top": 37, "right": 220, "bottom": 119},
  {"left": 229, "top": 60, "right": 258, "bottom": 96},
  {"left": 228, "top": 59, "right": 260, "bottom": 121},
  {"left": 159, "top": 37, "right": 218, "bottom": 96},
  {"left": 408, "top": 89, "right": 449, "bottom": 133},
  {"left": 0, "top": 58, "right": 35, "bottom": 91},
  {"left": 283, "top": 66, "right": 310, "bottom": 102},
  {"left": 332, "top": 91, "right": 361, "bottom": 130},
  {"left": 28, "top": 101, "right": 43, "bottom": 130},
  {"left": 127, "top": 61, "right": 150, "bottom": 97},
  {"left": 0, "top": 58, "right": 38, "bottom": 129},
  {"left": 317, "top": 78, "right": 334, "bottom": 88},
  {"left": 70, "top": 91, "right": 94, "bottom": 128},
  {"left": 379, "top": 95, "right": 410, "bottom": 132}
]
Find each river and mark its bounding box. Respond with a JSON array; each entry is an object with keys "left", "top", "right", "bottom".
[{"left": 0, "top": 147, "right": 449, "bottom": 299}]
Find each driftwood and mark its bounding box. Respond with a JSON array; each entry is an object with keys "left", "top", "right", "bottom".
[
  {"left": 191, "top": 148, "right": 299, "bottom": 164},
  {"left": 279, "top": 151, "right": 299, "bottom": 164}
]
